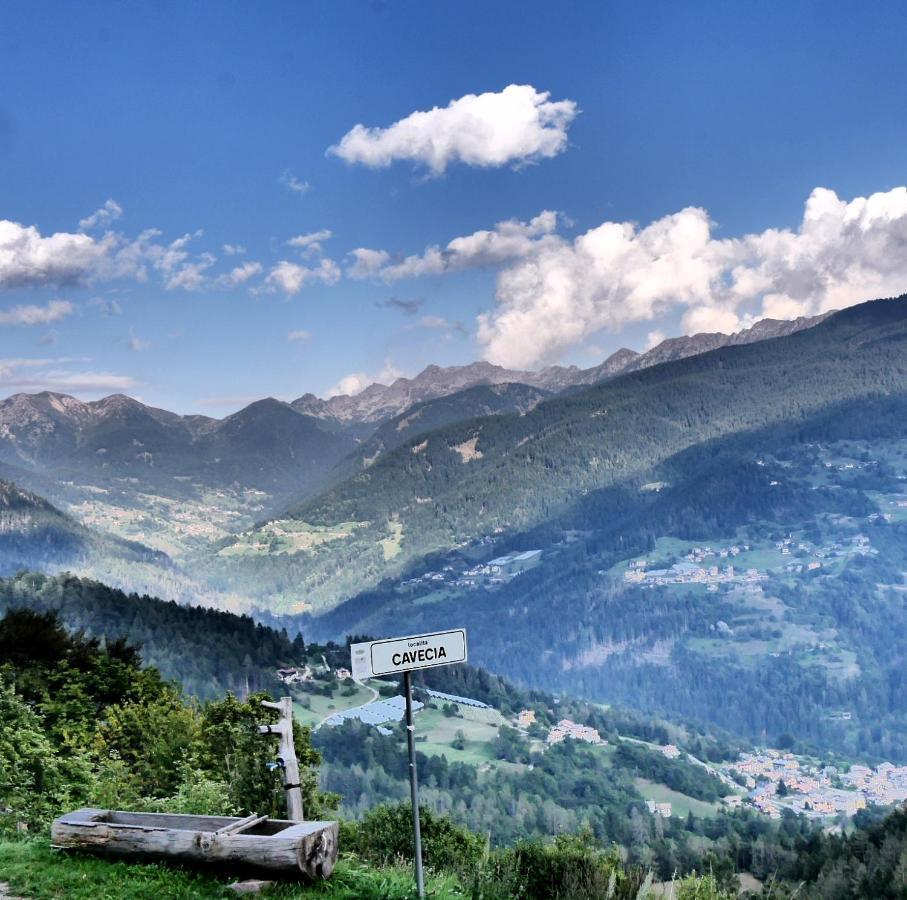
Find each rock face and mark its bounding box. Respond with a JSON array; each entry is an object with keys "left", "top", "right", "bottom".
[
  {"left": 290, "top": 313, "right": 828, "bottom": 425},
  {"left": 621, "top": 313, "right": 833, "bottom": 374}
]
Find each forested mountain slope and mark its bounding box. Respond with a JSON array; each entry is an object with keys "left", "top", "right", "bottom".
[
  {"left": 0, "top": 392, "right": 357, "bottom": 501},
  {"left": 327, "top": 381, "right": 552, "bottom": 486},
  {"left": 0, "top": 478, "right": 166, "bottom": 576},
  {"left": 206, "top": 296, "right": 907, "bottom": 613},
  {"left": 0, "top": 571, "right": 299, "bottom": 698},
  {"left": 311, "top": 387, "right": 907, "bottom": 761}
]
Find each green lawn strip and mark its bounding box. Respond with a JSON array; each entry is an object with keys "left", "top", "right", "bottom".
[
  {"left": 414, "top": 708, "right": 499, "bottom": 766},
  {"left": 293, "top": 684, "right": 377, "bottom": 729},
  {"left": 632, "top": 778, "right": 720, "bottom": 819},
  {"left": 0, "top": 840, "right": 461, "bottom": 900}
]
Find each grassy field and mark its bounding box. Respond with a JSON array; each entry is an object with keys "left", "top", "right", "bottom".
[
  {"left": 0, "top": 840, "right": 459, "bottom": 899},
  {"left": 292, "top": 683, "right": 377, "bottom": 729},
  {"left": 633, "top": 779, "right": 720, "bottom": 819},
  {"left": 380, "top": 521, "right": 404, "bottom": 561},
  {"left": 218, "top": 521, "right": 364, "bottom": 559},
  {"left": 413, "top": 707, "right": 501, "bottom": 766}
]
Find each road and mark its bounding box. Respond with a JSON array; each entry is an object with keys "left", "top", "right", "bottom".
[{"left": 311, "top": 677, "right": 379, "bottom": 732}]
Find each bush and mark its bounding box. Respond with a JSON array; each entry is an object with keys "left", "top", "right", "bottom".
[
  {"left": 474, "top": 832, "right": 650, "bottom": 899},
  {"left": 342, "top": 803, "right": 486, "bottom": 878},
  {"left": 0, "top": 680, "right": 72, "bottom": 832}
]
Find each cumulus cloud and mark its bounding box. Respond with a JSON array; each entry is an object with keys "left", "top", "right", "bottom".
[
  {"left": 265, "top": 258, "right": 341, "bottom": 295},
  {"left": 348, "top": 211, "right": 559, "bottom": 281},
  {"left": 469, "top": 186, "right": 907, "bottom": 367},
  {"left": 287, "top": 229, "right": 332, "bottom": 257},
  {"left": 645, "top": 330, "right": 666, "bottom": 350},
  {"left": 330, "top": 85, "right": 578, "bottom": 174},
  {"left": 222, "top": 243, "right": 246, "bottom": 256},
  {"left": 219, "top": 261, "right": 263, "bottom": 287},
  {"left": 79, "top": 199, "right": 123, "bottom": 231},
  {"left": 347, "top": 248, "right": 391, "bottom": 280},
  {"left": 327, "top": 359, "right": 405, "bottom": 398},
  {"left": 0, "top": 300, "right": 74, "bottom": 326},
  {"left": 144, "top": 231, "right": 217, "bottom": 291},
  {"left": 0, "top": 219, "right": 109, "bottom": 288},
  {"left": 0, "top": 216, "right": 225, "bottom": 293}
]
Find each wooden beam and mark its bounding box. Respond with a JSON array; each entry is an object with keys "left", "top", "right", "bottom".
[{"left": 214, "top": 813, "right": 267, "bottom": 835}]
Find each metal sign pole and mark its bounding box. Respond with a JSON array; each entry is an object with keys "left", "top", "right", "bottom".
[{"left": 403, "top": 670, "right": 425, "bottom": 898}]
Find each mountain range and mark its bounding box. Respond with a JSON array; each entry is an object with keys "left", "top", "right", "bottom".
[
  {"left": 0, "top": 312, "right": 828, "bottom": 514},
  {"left": 291, "top": 311, "right": 829, "bottom": 425},
  {"left": 10, "top": 298, "right": 907, "bottom": 755}
]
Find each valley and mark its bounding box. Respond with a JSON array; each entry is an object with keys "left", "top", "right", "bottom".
[{"left": 3, "top": 297, "right": 907, "bottom": 769}]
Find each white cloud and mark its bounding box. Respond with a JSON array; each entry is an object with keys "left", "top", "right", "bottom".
[
  {"left": 348, "top": 211, "right": 559, "bottom": 281},
  {"left": 79, "top": 199, "right": 123, "bottom": 231},
  {"left": 327, "top": 359, "right": 405, "bottom": 398},
  {"left": 145, "top": 231, "right": 217, "bottom": 291},
  {"left": 471, "top": 186, "right": 907, "bottom": 368},
  {"left": 219, "top": 261, "right": 263, "bottom": 287},
  {"left": 264, "top": 258, "right": 341, "bottom": 295},
  {"left": 0, "top": 300, "right": 74, "bottom": 326},
  {"left": 645, "top": 330, "right": 666, "bottom": 350},
  {"left": 0, "top": 214, "right": 299, "bottom": 295},
  {"left": 280, "top": 171, "right": 310, "bottom": 195},
  {"left": 287, "top": 229, "right": 332, "bottom": 257},
  {"left": 330, "top": 84, "right": 578, "bottom": 174},
  {"left": 0, "top": 358, "right": 138, "bottom": 395},
  {"left": 287, "top": 329, "right": 311, "bottom": 342},
  {"left": 0, "top": 220, "right": 110, "bottom": 288},
  {"left": 34, "top": 370, "right": 140, "bottom": 392},
  {"left": 347, "top": 248, "right": 391, "bottom": 280}
]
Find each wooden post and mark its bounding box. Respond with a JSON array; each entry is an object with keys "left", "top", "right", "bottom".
[
  {"left": 403, "top": 671, "right": 425, "bottom": 898},
  {"left": 258, "top": 696, "right": 305, "bottom": 822}
]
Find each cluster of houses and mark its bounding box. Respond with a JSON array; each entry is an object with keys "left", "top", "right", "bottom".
[
  {"left": 645, "top": 800, "right": 672, "bottom": 818},
  {"left": 546, "top": 718, "right": 604, "bottom": 746},
  {"left": 277, "top": 665, "right": 313, "bottom": 684},
  {"left": 401, "top": 548, "right": 543, "bottom": 591},
  {"left": 623, "top": 532, "right": 878, "bottom": 593},
  {"left": 276, "top": 664, "right": 350, "bottom": 685},
  {"left": 624, "top": 558, "right": 761, "bottom": 591},
  {"left": 722, "top": 749, "right": 907, "bottom": 820}
]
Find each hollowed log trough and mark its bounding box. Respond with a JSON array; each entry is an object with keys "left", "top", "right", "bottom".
[{"left": 51, "top": 808, "right": 338, "bottom": 879}]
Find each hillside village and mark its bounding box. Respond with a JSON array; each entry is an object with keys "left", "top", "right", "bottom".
[
  {"left": 622, "top": 532, "right": 877, "bottom": 591},
  {"left": 399, "top": 547, "right": 545, "bottom": 591},
  {"left": 721, "top": 749, "right": 907, "bottom": 820},
  {"left": 278, "top": 660, "right": 907, "bottom": 827}
]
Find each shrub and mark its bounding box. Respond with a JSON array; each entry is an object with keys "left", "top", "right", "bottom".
[
  {"left": 343, "top": 803, "right": 486, "bottom": 878},
  {"left": 474, "top": 832, "right": 650, "bottom": 900}
]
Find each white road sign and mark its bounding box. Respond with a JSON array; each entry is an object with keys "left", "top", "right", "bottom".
[{"left": 351, "top": 629, "right": 467, "bottom": 680}]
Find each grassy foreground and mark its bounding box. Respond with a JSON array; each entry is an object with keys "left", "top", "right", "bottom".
[{"left": 0, "top": 840, "right": 461, "bottom": 900}]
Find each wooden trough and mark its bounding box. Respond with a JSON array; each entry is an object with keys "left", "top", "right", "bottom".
[{"left": 51, "top": 808, "right": 339, "bottom": 879}]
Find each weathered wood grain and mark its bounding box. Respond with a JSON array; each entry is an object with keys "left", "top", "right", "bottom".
[{"left": 51, "top": 809, "right": 338, "bottom": 879}]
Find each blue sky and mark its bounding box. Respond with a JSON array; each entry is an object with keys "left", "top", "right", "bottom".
[{"left": 2, "top": 0, "right": 907, "bottom": 414}]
